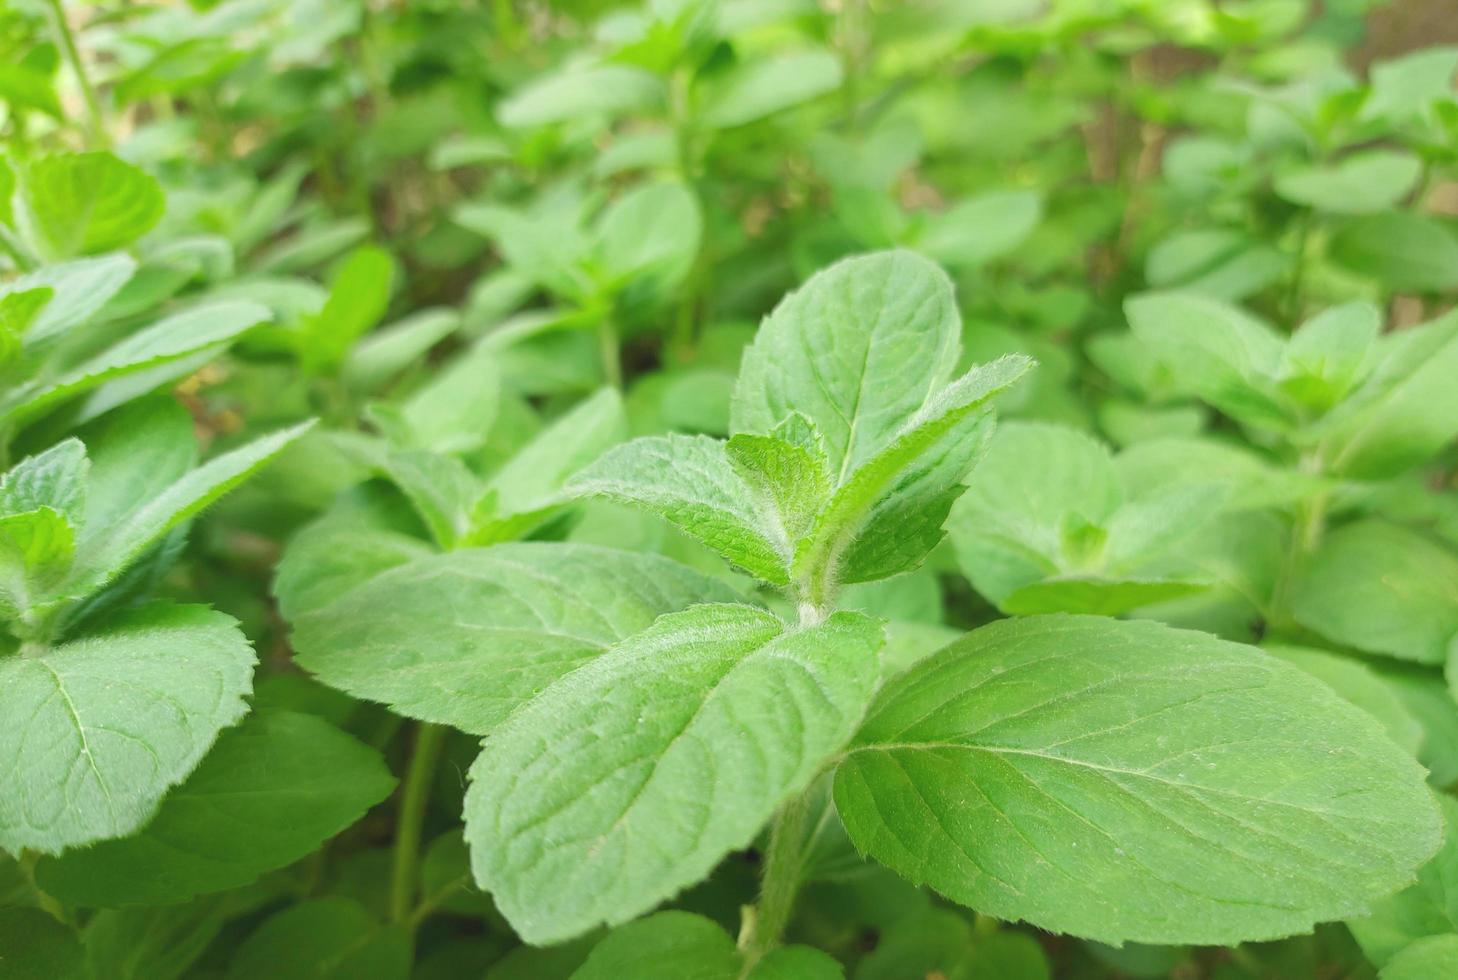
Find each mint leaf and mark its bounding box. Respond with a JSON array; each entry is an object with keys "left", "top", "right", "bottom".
[
  {"left": 0, "top": 438, "right": 87, "bottom": 522},
  {"left": 1350, "top": 795, "right": 1458, "bottom": 968},
  {"left": 36, "top": 710, "right": 396, "bottom": 907},
  {"left": 1328, "top": 212, "right": 1458, "bottom": 294},
  {"left": 732, "top": 250, "right": 961, "bottom": 481},
  {"left": 224, "top": 897, "right": 411, "bottom": 980},
  {"left": 67, "top": 421, "right": 313, "bottom": 599},
  {"left": 1291, "top": 520, "right": 1458, "bottom": 664},
  {"left": 570, "top": 911, "right": 739, "bottom": 979},
  {"left": 0, "top": 604, "right": 254, "bottom": 855},
  {"left": 0, "top": 907, "right": 85, "bottom": 979},
  {"left": 17, "top": 152, "right": 165, "bottom": 260},
  {"left": 794, "top": 355, "right": 1032, "bottom": 600},
  {"left": 1379, "top": 935, "right": 1458, "bottom": 980},
  {"left": 498, "top": 64, "right": 665, "bottom": 127},
  {"left": 0, "top": 507, "right": 74, "bottom": 622},
  {"left": 834, "top": 615, "right": 1441, "bottom": 945},
  {"left": 1273, "top": 151, "right": 1423, "bottom": 214},
  {"left": 290, "top": 543, "right": 743, "bottom": 734},
  {"left": 0, "top": 301, "right": 271, "bottom": 429},
  {"left": 566, "top": 433, "right": 789, "bottom": 583},
  {"left": 701, "top": 50, "right": 843, "bottom": 129},
  {"left": 466, "top": 604, "right": 882, "bottom": 943},
  {"left": 296, "top": 246, "right": 394, "bottom": 372},
  {"left": 0, "top": 254, "right": 136, "bottom": 347}
]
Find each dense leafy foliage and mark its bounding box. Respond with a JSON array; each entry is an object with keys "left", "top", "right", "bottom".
[{"left": 2, "top": 0, "right": 1457, "bottom": 977}]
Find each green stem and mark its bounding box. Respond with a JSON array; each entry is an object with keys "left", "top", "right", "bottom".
[
  {"left": 597, "top": 314, "right": 623, "bottom": 389},
  {"left": 43, "top": 0, "right": 107, "bottom": 148},
  {"left": 1285, "top": 210, "right": 1313, "bottom": 323},
  {"left": 742, "top": 788, "right": 814, "bottom": 963},
  {"left": 19, "top": 851, "right": 69, "bottom": 925},
  {"left": 390, "top": 723, "right": 446, "bottom": 924}
]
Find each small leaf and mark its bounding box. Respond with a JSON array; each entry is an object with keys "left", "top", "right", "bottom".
[
  {"left": 499, "top": 64, "right": 665, "bottom": 127},
  {"left": 795, "top": 355, "right": 1032, "bottom": 600},
  {"left": 1277, "top": 302, "right": 1380, "bottom": 410},
  {"left": 36, "top": 710, "right": 397, "bottom": 907},
  {"left": 224, "top": 897, "right": 411, "bottom": 980},
  {"left": 0, "top": 439, "right": 87, "bottom": 523},
  {"left": 0, "top": 301, "right": 271, "bottom": 428},
  {"left": 702, "top": 49, "right": 843, "bottom": 129},
  {"left": 67, "top": 421, "right": 313, "bottom": 599},
  {"left": 916, "top": 190, "right": 1043, "bottom": 269},
  {"left": 834, "top": 615, "right": 1441, "bottom": 945},
  {"left": 290, "top": 543, "right": 742, "bottom": 734},
  {"left": 1, "top": 254, "right": 137, "bottom": 347},
  {"left": 566, "top": 433, "right": 788, "bottom": 583},
  {"left": 570, "top": 912, "right": 739, "bottom": 979},
  {"left": 1273, "top": 151, "right": 1423, "bottom": 213},
  {"left": 1349, "top": 795, "right": 1458, "bottom": 968},
  {"left": 297, "top": 245, "right": 394, "bottom": 372},
  {"left": 0, "top": 604, "right": 254, "bottom": 855},
  {"left": 1329, "top": 212, "right": 1458, "bottom": 294},
  {"left": 466, "top": 604, "right": 882, "bottom": 944},
  {"left": 0, "top": 507, "right": 75, "bottom": 620},
  {"left": 733, "top": 250, "right": 961, "bottom": 481},
  {"left": 1379, "top": 934, "right": 1458, "bottom": 980},
  {"left": 17, "top": 152, "right": 165, "bottom": 260}
]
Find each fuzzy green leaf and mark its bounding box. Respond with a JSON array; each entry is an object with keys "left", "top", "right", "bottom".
[
  {"left": 36, "top": 710, "right": 396, "bottom": 907},
  {"left": 834, "top": 615, "right": 1441, "bottom": 946},
  {"left": 732, "top": 250, "right": 961, "bottom": 481},
  {"left": 290, "top": 543, "right": 742, "bottom": 734},
  {"left": 466, "top": 604, "right": 882, "bottom": 944},
  {"left": 566, "top": 433, "right": 788, "bottom": 583},
  {"left": 17, "top": 152, "right": 164, "bottom": 260},
  {"left": 0, "top": 604, "right": 254, "bottom": 855}
]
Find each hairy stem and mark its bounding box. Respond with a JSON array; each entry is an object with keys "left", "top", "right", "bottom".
[
  {"left": 390, "top": 722, "right": 446, "bottom": 924},
  {"left": 742, "top": 788, "right": 814, "bottom": 962}
]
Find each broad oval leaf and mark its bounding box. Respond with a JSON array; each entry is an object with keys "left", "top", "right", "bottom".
[
  {"left": 466, "top": 604, "right": 882, "bottom": 944},
  {"left": 0, "top": 604, "right": 254, "bottom": 855},
  {"left": 499, "top": 64, "right": 665, "bottom": 127},
  {"left": 833, "top": 614, "right": 1442, "bottom": 946},
  {"left": 701, "top": 49, "right": 843, "bottom": 129},
  {"left": 35, "top": 710, "right": 396, "bottom": 907},
  {"left": 290, "top": 543, "right": 743, "bottom": 734}
]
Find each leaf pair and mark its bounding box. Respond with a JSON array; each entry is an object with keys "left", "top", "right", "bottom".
[{"left": 567, "top": 250, "right": 1032, "bottom": 607}]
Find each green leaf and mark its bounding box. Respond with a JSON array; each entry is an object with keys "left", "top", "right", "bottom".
[
  {"left": 1273, "top": 151, "right": 1423, "bottom": 213},
  {"left": 747, "top": 946, "right": 844, "bottom": 979},
  {"left": 0, "top": 604, "right": 254, "bottom": 855},
  {"left": 83, "top": 894, "right": 262, "bottom": 980},
  {"left": 0, "top": 439, "right": 87, "bottom": 523},
  {"left": 834, "top": 615, "right": 1441, "bottom": 945},
  {"left": 76, "top": 397, "right": 196, "bottom": 540},
  {"left": 343, "top": 307, "right": 460, "bottom": 392},
  {"left": 702, "top": 49, "right": 843, "bottom": 129},
  {"left": 0, "top": 907, "right": 85, "bottom": 979},
  {"left": 225, "top": 897, "right": 411, "bottom": 980},
  {"left": 0, "top": 62, "right": 62, "bottom": 118},
  {"left": 298, "top": 245, "right": 394, "bottom": 372},
  {"left": 1266, "top": 644, "right": 1423, "bottom": 754},
  {"left": 593, "top": 181, "right": 701, "bottom": 298},
  {"left": 499, "top": 64, "right": 666, "bottom": 127},
  {"left": 1310, "top": 308, "right": 1458, "bottom": 478},
  {"left": 36, "top": 710, "right": 396, "bottom": 907},
  {"left": 1291, "top": 520, "right": 1458, "bottom": 664},
  {"left": 725, "top": 416, "right": 832, "bottom": 550},
  {"left": 571, "top": 912, "right": 740, "bottom": 979},
  {"left": 290, "top": 543, "right": 742, "bottom": 734},
  {"left": 0, "top": 300, "right": 271, "bottom": 428},
  {"left": 1380, "top": 666, "right": 1458, "bottom": 789},
  {"left": 1329, "top": 212, "right": 1458, "bottom": 294},
  {"left": 1350, "top": 795, "right": 1458, "bottom": 968},
  {"left": 795, "top": 356, "right": 1032, "bottom": 601},
  {"left": 566, "top": 433, "right": 789, "bottom": 583},
  {"left": 17, "top": 152, "right": 165, "bottom": 260},
  {"left": 0, "top": 254, "right": 137, "bottom": 347},
  {"left": 1362, "top": 46, "right": 1458, "bottom": 122},
  {"left": 466, "top": 604, "right": 882, "bottom": 943},
  {"left": 1379, "top": 934, "right": 1458, "bottom": 980},
  {"left": 1276, "top": 302, "right": 1380, "bottom": 411},
  {"left": 0, "top": 288, "right": 50, "bottom": 365},
  {"left": 0, "top": 507, "right": 74, "bottom": 621},
  {"left": 733, "top": 250, "right": 961, "bottom": 481},
  {"left": 1124, "top": 291, "right": 1288, "bottom": 430},
  {"left": 916, "top": 190, "right": 1043, "bottom": 269},
  {"left": 66, "top": 422, "right": 313, "bottom": 599},
  {"left": 378, "top": 344, "right": 501, "bottom": 453}
]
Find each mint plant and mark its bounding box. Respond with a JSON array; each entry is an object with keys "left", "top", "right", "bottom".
[{"left": 5, "top": 1, "right": 1458, "bottom": 976}]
